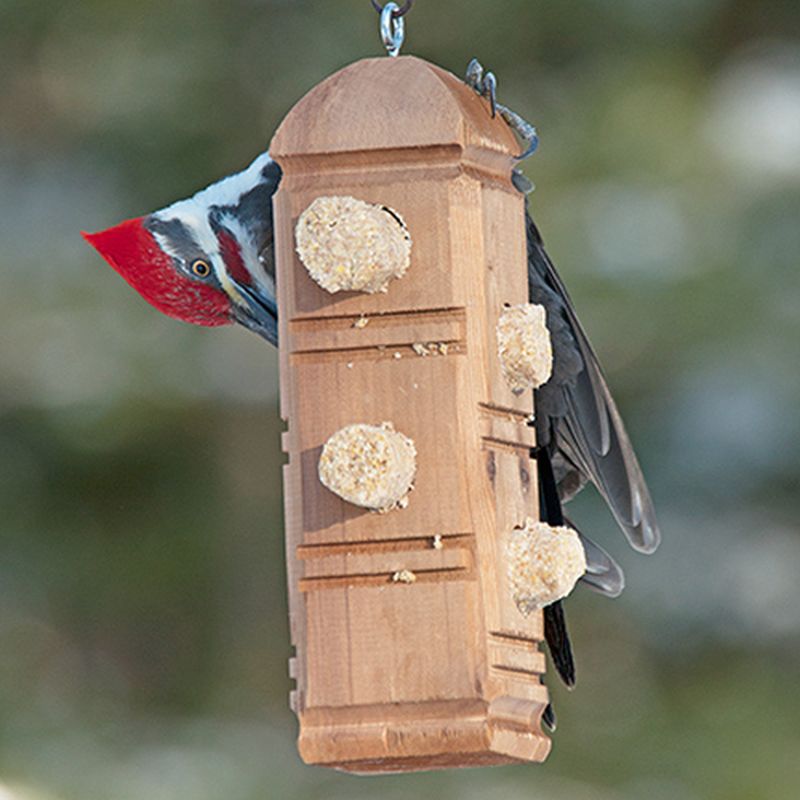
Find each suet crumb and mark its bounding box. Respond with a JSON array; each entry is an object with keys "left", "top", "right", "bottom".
[
  {"left": 412, "top": 342, "right": 452, "bottom": 357},
  {"left": 497, "top": 304, "right": 553, "bottom": 393},
  {"left": 432, "top": 535, "right": 443, "bottom": 550},
  {"left": 506, "top": 518, "right": 586, "bottom": 614},
  {"left": 377, "top": 493, "right": 410, "bottom": 514},
  {"left": 295, "top": 196, "right": 411, "bottom": 294},
  {"left": 392, "top": 569, "right": 417, "bottom": 584},
  {"left": 318, "top": 423, "right": 416, "bottom": 511},
  {"left": 353, "top": 315, "right": 369, "bottom": 329},
  {"left": 412, "top": 343, "right": 431, "bottom": 357}
]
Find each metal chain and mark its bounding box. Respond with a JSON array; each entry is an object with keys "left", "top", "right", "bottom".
[{"left": 371, "top": 0, "right": 414, "bottom": 17}]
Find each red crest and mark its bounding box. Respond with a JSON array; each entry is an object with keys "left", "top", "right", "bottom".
[{"left": 83, "top": 218, "right": 232, "bottom": 327}]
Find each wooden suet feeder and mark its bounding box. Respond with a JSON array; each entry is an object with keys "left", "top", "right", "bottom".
[{"left": 270, "top": 55, "right": 551, "bottom": 773}]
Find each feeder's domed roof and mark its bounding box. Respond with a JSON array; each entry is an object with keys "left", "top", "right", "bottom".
[{"left": 270, "top": 56, "right": 519, "bottom": 159}]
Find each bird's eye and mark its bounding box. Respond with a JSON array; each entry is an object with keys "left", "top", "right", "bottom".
[{"left": 191, "top": 259, "right": 211, "bottom": 278}]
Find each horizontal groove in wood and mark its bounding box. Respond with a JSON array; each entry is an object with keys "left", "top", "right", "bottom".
[
  {"left": 288, "top": 307, "right": 466, "bottom": 354},
  {"left": 479, "top": 420, "right": 536, "bottom": 449},
  {"left": 291, "top": 306, "right": 466, "bottom": 329},
  {"left": 289, "top": 307, "right": 466, "bottom": 352},
  {"left": 298, "top": 533, "right": 474, "bottom": 560},
  {"left": 490, "top": 664, "right": 545, "bottom": 683},
  {"left": 481, "top": 435, "right": 535, "bottom": 454},
  {"left": 279, "top": 144, "right": 464, "bottom": 173},
  {"left": 299, "top": 566, "right": 473, "bottom": 592},
  {"left": 461, "top": 164, "right": 520, "bottom": 194},
  {"left": 301, "top": 698, "right": 489, "bottom": 727},
  {"left": 302, "top": 546, "right": 472, "bottom": 580},
  {"left": 283, "top": 166, "right": 467, "bottom": 199},
  {"left": 290, "top": 340, "right": 466, "bottom": 365},
  {"left": 279, "top": 150, "right": 518, "bottom": 187},
  {"left": 478, "top": 402, "right": 533, "bottom": 422},
  {"left": 489, "top": 631, "right": 541, "bottom": 649},
  {"left": 490, "top": 682, "right": 549, "bottom": 706},
  {"left": 489, "top": 648, "right": 547, "bottom": 675}
]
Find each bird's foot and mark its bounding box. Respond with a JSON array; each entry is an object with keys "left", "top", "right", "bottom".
[
  {"left": 465, "top": 57, "right": 497, "bottom": 117},
  {"left": 497, "top": 103, "right": 540, "bottom": 162},
  {"left": 465, "top": 57, "right": 540, "bottom": 162}
]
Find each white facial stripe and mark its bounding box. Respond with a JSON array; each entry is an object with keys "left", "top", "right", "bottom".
[
  {"left": 151, "top": 151, "right": 275, "bottom": 307},
  {"left": 157, "top": 152, "right": 273, "bottom": 216}
]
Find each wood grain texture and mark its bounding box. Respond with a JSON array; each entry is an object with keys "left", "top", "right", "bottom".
[{"left": 270, "top": 55, "right": 549, "bottom": 773}]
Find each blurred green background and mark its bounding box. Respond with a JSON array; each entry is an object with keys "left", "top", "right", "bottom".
[{"left": 2, "top": 1, "right": 799, "bottom": 798}]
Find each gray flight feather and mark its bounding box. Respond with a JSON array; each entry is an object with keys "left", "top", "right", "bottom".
[
  {"left": 566, "top": 517, "right": 626, "bottom": 598},
  {"left": 527, "top": 210, "right": 661, "bottom": 555}
]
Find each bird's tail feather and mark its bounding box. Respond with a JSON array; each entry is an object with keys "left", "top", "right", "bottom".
[
  {"left": 535, "top": 445, "right": 577, "bottom": 689},
  {"left": 543, "top": 601, "right": 575, "bottom": 689}
]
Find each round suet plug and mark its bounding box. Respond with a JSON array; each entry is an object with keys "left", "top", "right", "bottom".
[
  {"left": 497, "top": 303, "right": 553, "bottom": 394},
  {"left": 296, "top": 196, "right": 411, "bottom": 294},
  {"left": 506, "top": 518, "right": 587, "bottom": 614},
  {"left": 318, "top": 423, "right": 416, "bottom": 511}
]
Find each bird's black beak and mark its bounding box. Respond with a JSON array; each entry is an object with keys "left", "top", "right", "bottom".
[{"left": 229, "top": 279, "right": 278, "bottom": 346}]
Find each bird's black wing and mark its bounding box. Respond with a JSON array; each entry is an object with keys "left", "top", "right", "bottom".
[{"left": 527, "top": 210, "right": 660, "bottom": 554}]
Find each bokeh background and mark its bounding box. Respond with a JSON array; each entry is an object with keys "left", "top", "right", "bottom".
[{"left": 2, "top": 1, "right": 799, "bottom": 798}]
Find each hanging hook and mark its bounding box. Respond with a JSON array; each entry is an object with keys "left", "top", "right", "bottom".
[{"left": 375, "top": 1, "right": 407, "bottom": 57}]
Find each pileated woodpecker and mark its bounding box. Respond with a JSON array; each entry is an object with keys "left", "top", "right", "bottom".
[
  {"left": 84, "top": 122, "right": 659, "bottom": 730},
  {"left": 84, "top": 152, "right": 281, "bottom": 346}
]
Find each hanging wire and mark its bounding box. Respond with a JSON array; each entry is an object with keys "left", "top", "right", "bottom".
[{"left": 371, "top": 0, "right": 414, "bottom": 17}]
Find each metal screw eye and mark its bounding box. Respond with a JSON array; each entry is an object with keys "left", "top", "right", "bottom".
[
  {"left": 371, "top": 0, "right": 414, "bottom": 17},
  {"left": 379, "top": 2, "right": 405, "bottom": 57}
]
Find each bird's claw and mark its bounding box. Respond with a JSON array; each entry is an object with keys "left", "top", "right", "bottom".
[
  {"left": 464, "top": 57, "right": 484, "bottom": 92},
  {"left": 483, "top": 71, "right": 497, "bottom": 118},
  {"left": 498, "top": 104, "right": 540, "bottom": 161},
  {"left": 465, "top": 57, "right": 496, "bottom": 117},
  {"left": 512, "top": 168, "right": 534, "bottom": 194},
  {"left": 465, "top": 57, "right": 539, "bottom": 161}
]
